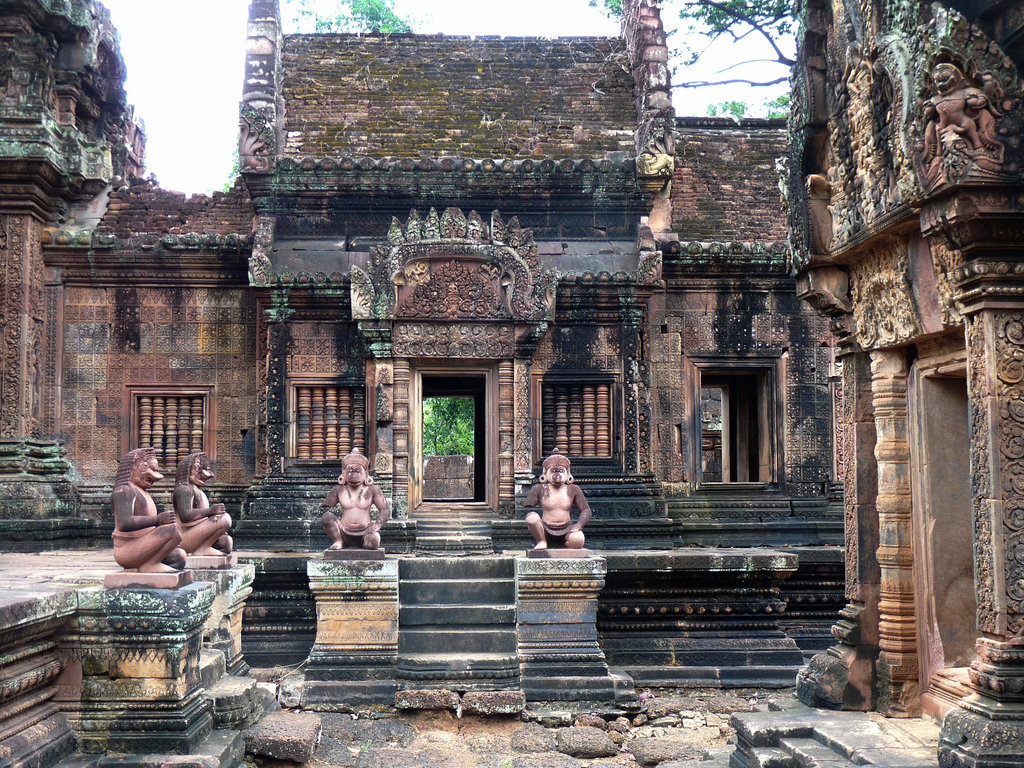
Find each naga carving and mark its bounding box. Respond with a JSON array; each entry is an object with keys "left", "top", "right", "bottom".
[
  {"left": 239, "top": 104, "right": 274, "bottom": 173},
  {"left": 351, "top": 208, "right": 556, "bottom": 323}
]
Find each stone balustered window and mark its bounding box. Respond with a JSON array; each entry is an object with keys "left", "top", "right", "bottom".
[
  {"left": 291, "top": 383, "right": 366, "bottom": 461},
  {"left": 132, "top": 391, "right": 209, "bottom": 469},
  {"left": 541, "top": 380, "right": 613, "bottom": 458}
]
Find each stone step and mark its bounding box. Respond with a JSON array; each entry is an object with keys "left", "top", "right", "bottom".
[
  {"left": 398, "top": 626, "right": 517, "bottom": 655},
  {"left": 414, "top": 535, "right": 493, "bottom": 553},
  {"left": 778, "top": 738, "right": 845, "bottom": 768},
  {"left": 400, "top": 555, "right": 514, "bottom": 580},
  {"left": 749, "top": 747, "right": 797, "bottom": 768},
  {"left": 396, "top": 652, "right": 520, "bottom": 690},
  {"left": 199, "top": 648, "right": 227, "bottom": 690},
  {"left": 399, "top": 577, "right": 515, "bottom": 604},
  {"left": 207, "top": 675, "right": 276, "bottom": 729},
  {"left": 400, "top": 603, "right": 516, "bottom": 625}
]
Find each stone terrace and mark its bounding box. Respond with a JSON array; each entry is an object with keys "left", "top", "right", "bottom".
[{"left": 281, "top": 35, "right": 636, "bottom": 158}]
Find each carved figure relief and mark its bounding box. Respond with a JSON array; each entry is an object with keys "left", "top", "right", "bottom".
[
  {"left": 927, "top": 239, "right": 964, "bottom": 328},
  {"left": 351, "top": 208, "right": 556, "bottom": 323},
  {"left": 849, "top": 240, "right": 920, "bottom": 349},
  {"left": 917, "top": 63, "right": 1006, "bottom": 189}
]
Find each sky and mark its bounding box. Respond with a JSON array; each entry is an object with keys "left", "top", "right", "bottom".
[{"left": 99, "top": 0, "right": 787, "bottom": 195}]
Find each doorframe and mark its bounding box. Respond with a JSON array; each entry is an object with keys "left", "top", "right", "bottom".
[{"left": 409, "top": 362, "right": 498, "bottom": 513}]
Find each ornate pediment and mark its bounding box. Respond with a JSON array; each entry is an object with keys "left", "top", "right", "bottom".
[{"left": 351, "top": 208, "right": 556, "bottom": 323}]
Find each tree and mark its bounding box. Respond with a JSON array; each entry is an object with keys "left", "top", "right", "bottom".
[
  {"left": 705, "top": 92, "right": 790, "bottom": 119},
  {"left": 422, "top": 397, "right": 475, "bottom": 457},
  {"left": 283, "top": 0, "right": 413, "bottom": 33},
  {"left": 592, "top": 0, "right": 794, "bottom": 88}
]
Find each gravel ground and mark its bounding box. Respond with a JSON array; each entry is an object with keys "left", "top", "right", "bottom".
[{"left": 269, "top": 688, "right": 791, "bottom": 768}]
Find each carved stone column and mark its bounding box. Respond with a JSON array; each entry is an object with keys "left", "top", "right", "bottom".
[
  {"left": 870, "top": 347, "right": 920, "bottom": 716},
  {"left": 0, "top": 214, "right": 78, "bottom": 523},
  {"left": 797, "top": 351, "right": 880, "bottom": 710}
]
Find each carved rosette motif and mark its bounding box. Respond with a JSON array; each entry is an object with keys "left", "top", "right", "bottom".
[
  {"left": 850, "top": 240, "right": 921, "bottom": 350},
  {"left": 350, "top": 208, "right": 555, "bottom": 324},
  {"left": 995, "top": 314, "right": 1024, "bottom": 636}
]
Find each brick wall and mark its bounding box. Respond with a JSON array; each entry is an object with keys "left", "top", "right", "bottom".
[
  {"left": 281, "top": 34, "right": 635, "bottom": 158},
  {"left": 61, "top": 287, "right": 258, "bottom": 484},
  {"left": 671, "top": 118, "right": 788, "bottom": 242},
  {"left": 95, "top": 180, "right": 255, "bottom": 239}
]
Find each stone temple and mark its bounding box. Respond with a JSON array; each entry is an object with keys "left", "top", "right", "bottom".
[{"left": 1, "top": 0, "right": 1021, "bottom": 765}]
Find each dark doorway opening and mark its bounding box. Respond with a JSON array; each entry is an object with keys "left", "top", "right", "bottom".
[{"left": 421, "top": 376, "right": 486, "bottom": 502}]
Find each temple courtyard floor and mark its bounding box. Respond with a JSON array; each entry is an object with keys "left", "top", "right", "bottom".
[{"left": 1, "top": 551, "right": 941, "bottom": 768}]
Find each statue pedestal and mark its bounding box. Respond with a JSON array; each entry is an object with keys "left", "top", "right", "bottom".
[
  {"left": 526, "top": 548, "right": 592, "bottom": 559},
  {"left": 190, "top": 563, "right": 255, "bottom": 675},
  {"left": 515, "top": 555, "right": 618, "bottom": 707},
  {"left": 76, "top": 582, "right": 215, "bottom": 754},
  {"left": 323, "top": 548, "right": 386, "bottom": 561},
  {"left": 186, "top": 553, "right": 238, "bottom": 569},
  {"left": 302, "top": 558, "right": 399, "bottom": 710},
  {"left": 103, "top": 569, "right": 193, "bottom": 589}
]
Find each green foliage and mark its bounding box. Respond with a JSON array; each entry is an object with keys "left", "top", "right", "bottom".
[
  {"left": 762, "top": 92, "right": 790, "bottom": 118},
  {"left": 707, "top": 99, "right": 747, "bottom": 118},
  {"left": 705, "top": 92, "right": 790, "bottom": 118},
  {"left": 422, "top": 397, "right": 475, "bottom": 456},
  {"left": 284, "top": 0, "right": 413, "bottom": 33},
  {"left": 219, "top": 146, "right": 240, "bottom": 194}
]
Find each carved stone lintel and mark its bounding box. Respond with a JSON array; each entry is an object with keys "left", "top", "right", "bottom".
[{"left": 850, "top": 240, "right": 920, "bottom": 350}]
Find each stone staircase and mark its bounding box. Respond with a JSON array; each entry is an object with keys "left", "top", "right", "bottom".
[
  {"left": 199, "top": 649, "right": 277, "bottom": 729},
  {"left": 396, "top": 556, "right": 520, "bottom": 692},
  {"left": 413, "top": 506, "right": 493, "bottom": 553},
  {"left": 730, "top": 704, "right": 940, "bottom": 768}
]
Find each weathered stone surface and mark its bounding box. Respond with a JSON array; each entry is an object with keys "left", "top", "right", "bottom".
[
  {"left": 511, "top": 752, "right": 585, "bottom": 768},
  {"left": 355, "top": 746, "right": 451, "bottom": 768},
  {"left": 574, "top": 713, "right": 608, "bottom": 730},
  {"left": 510, "top": 723, "right": 557, "bottom": 753},
  {"left": 627, "top": 738, "right": 706, "bottom": 767},
  {"left": 462, "top": 690, "right": 526, "bottom": 715},
  {"left": 244, "top": 711, "right": 323, "bottom": 763},
  {"left": 645, "top": 696, "right": 701, "bottom": 719},
  {"left": 394, "top": 689, "right": 460, "bottom": 711},
  {"left": 555, "top": 726, "right": 617, "bottom": 758}
]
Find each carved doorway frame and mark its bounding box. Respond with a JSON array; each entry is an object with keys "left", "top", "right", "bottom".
[{"left": 409, "top": 361, "right": 499, "bottom": 514}]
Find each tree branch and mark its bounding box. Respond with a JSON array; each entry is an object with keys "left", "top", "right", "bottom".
[
  {"left": 684, "top": 0, "right": 795, "bottom": 67},
  {"left": 673, "top": 75, "right": 790, "bottom": 88}
]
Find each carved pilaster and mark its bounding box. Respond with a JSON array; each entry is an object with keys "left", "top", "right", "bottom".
[
  {"left": 797, "top": 351, "right": 879, "bottom": 710},
  {"left": 869, "top": 348, "right": 919, "bottom": 716},
  {"left": 391, "top": 359, "right": 410, "bottom": 519}
]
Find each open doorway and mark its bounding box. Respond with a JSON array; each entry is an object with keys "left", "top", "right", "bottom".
[
  {"left": 910, "top": 366, "right": 975, "bottom": 718},
  {"left": 421, "top": 376, "right": 485, "bottom": 502}
]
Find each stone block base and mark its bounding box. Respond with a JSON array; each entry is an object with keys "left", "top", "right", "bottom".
[
  {"left": 302, "top": 559, "right": 399, "bottom": 710},
  {"left": 940, "top": 706, "right": 1024, "bottom": 768},
  {"left": 516, "top": 555, "right": 620, "bottom": 707}
]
